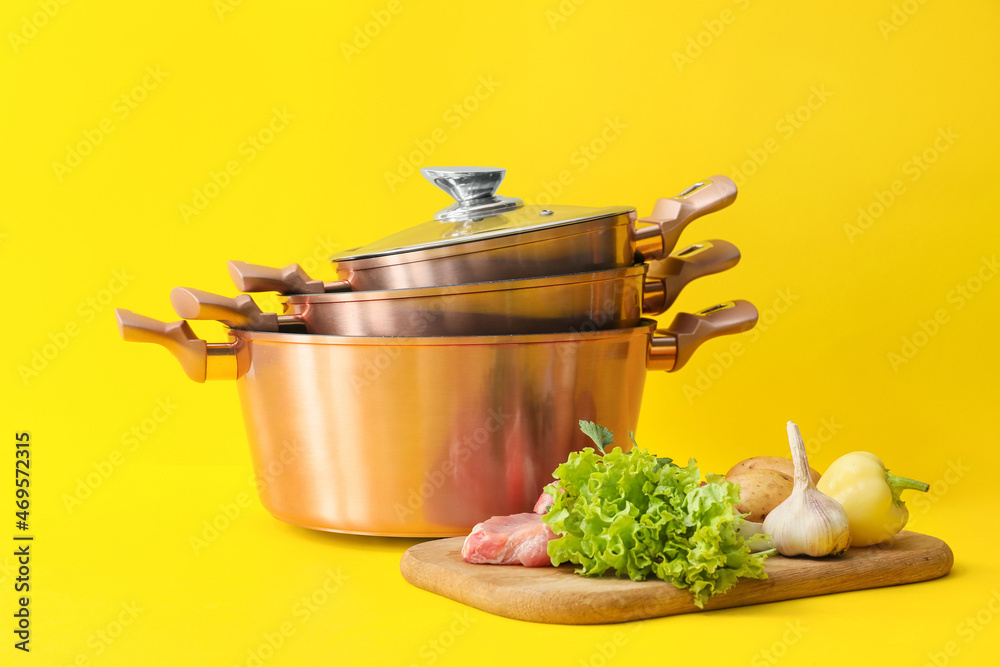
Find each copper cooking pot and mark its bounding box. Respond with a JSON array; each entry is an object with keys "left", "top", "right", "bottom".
[
  {"left": 230, "top": 168, "right": 738, "bottom": 293},
  {"left": 114, "top": 301, "right": 757, "bottom": 537},
  {"left": 180, "top": 240, "right": 740, "bottom": 336},
  {"left": 175, "top": 265, "right": 646, "bottom": 337}
]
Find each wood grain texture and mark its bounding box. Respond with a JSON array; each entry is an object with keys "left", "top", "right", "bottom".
[{"left": 399, "top": 531, "right": 953, "bottom": 624}]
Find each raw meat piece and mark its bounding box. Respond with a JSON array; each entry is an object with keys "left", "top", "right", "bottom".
[
  {"left": 461, "top": 513, "right": 556, "bottom": 567},
  {"left": 533, "top": 492, "right": 554, "bottom": 514}
]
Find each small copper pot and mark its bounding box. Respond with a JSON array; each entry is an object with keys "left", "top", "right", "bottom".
[{"left": 229, "top": 169, "right": 738, "bottom": 293}]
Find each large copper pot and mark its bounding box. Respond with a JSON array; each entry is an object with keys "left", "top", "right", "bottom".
[{"left": 114, "top": 302, "right": 757, "bottom": 537}]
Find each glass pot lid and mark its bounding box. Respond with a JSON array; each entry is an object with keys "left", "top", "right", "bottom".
[{"left": 331, "top": 167, "right": 633, "bottom": 263}]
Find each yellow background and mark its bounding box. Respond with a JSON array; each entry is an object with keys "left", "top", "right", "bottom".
[{"left": 3, "top": 0, "right": 999, "bottom": 665}]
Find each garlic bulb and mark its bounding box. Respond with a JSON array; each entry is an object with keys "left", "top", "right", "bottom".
[{"left": 763, "top": 422, "right": 852, "bottom": 557}]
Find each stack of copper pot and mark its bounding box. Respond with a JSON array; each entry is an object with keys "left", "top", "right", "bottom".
[{"left": 116, "top": 167, "right": 757, "bottom": 537}]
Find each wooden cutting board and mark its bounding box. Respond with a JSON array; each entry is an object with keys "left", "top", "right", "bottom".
[{"left": 399, "top": 531, "right": 953, "bottom": 624}]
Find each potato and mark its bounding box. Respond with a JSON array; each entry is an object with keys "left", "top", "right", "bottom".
[
  {"left": 727, "top": 469, "right": 793, "bottom": 522},
  {"left": 726, "top": 456, "right": 821, "bottom": 485}
]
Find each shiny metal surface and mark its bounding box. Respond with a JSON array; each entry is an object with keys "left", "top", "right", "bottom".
[
  {"left": 332, "top": 205, "right": 635, "bottom": 264},
  {"left": 423, "top": 167, "right": 506, "bottom": 202},
  {"left": 421, "top": 167, "right": 523, "bottom": 221},
  {"left": 282, "top": 266, "right": 647, "bottom": 336},
  {"left": 328, "top": 174, "right": 737, "bottom": 291},
  {"left": 288, "top": 240, "right": 738, "bottom": 336},
  {"left": 335, "top": 210, "right": 636, "bottom": 290},
  {"left": 116, "top": 301, "right": 758, "bottom": 537},
  {"left": 232, "top": 322, "right": 657, "bottom": 536},
  {"left": 226, "top": 240, "right": 739, "bottom": 336}
]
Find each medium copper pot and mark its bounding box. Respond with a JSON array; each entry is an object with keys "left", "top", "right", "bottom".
[
  {"left": 187, "top": 240, "right": 739, "bottom": 336},
  {"left": 174, "top": 265, "right": 647, "bottom": 336},
  {"left": 114, "top": 301, "right": 757, "bottom": 537}
]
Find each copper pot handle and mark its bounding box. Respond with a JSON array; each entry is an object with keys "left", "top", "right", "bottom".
[
  {"left": 228, "top": 260, "right": 351, "bottom": 295},
  {"left": 648, "top": 299, "right": 758, "bottom": 372},
  {"left": 168, "top": 286, "right": 307, "bottom": 332},
  {"left": 634, "top": 176, "right": 738, "bottom": 261},
  {"left": 114, "top": 309, "right": 239, "bottom": 382},
  {"left": 642, "top": 240, "right": 742, "bottom": 314}
]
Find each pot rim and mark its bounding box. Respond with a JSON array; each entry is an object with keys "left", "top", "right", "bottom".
[
  {"left": 284, "top": 264, "right": 648, "bottom": 304},
  {"left": 230, "top": 318, "right": 659, "bottom": 346}
]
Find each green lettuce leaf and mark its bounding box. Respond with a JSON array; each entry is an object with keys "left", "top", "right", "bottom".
[
  {"left": 541, "top": 428, "right": 770, "bottom": 608},
  {"left": 578, "top": 420, "right": 615, "bottom": 453}
]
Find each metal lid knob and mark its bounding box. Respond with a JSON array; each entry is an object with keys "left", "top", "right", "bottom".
[
  {"left": 422, "top": 167, "right": 505, "bottom": 202},
  {"left": 421, "top": 166, "right": 523, "bottom": 221}
]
